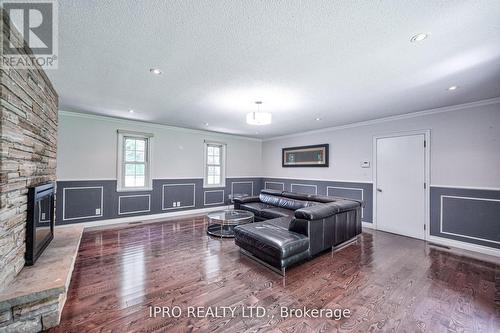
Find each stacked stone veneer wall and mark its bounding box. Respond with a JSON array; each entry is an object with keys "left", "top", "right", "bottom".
[{"left": 0, "top": 9, "right": 58, "bottom": 288}]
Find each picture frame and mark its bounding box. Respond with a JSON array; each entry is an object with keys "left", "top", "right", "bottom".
[{"left": 282, "top": 144, "right": 329, "bottom": 167}]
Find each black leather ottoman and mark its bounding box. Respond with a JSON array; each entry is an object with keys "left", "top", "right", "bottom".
[{"left": 234, "top": 217, "right": 310, "bottom": 275}]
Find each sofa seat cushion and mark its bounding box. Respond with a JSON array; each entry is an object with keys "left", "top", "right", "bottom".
[
  {"left": 239, "top": 202, "right": 271, "bottom": 217},
  {"left": 234, "top": 218, "right": 309, "bottom": 260},
  {"left": 260, "top": 207, "right": 294, "bottom": 219},
  {"left": 265, "top": 216, "right": 293, "bottom": 228}
]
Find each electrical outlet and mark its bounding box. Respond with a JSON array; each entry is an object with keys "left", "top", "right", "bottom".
[
  {"left": 172, "top": 202, "right": 176, "bottom": 207},
  {"left": 177, "top": 201, "right": 181, "bottom": 207},
  {"left": 95, "top": 208, "right": 101, "bottom": 215}
]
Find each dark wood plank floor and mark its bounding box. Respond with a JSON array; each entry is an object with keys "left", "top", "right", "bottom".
[{"left": 47, "top": 216, "right": 500, "bottom": 333}]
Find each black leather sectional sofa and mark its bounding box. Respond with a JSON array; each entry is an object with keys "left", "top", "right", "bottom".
[{"left": 233, "top": 189, "right": 363, "bottom": 275}]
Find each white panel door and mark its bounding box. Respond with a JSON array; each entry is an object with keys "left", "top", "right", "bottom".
[{"left": 376, "top": 134, "right": 426, "bottom": 239}]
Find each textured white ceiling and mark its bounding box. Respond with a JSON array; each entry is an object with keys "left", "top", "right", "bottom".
[{"left": 47, "top": 0, "right": 500, "bottom": 138}]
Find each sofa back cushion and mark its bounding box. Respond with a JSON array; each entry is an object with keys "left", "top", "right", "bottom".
[
  {"left": 259, "top": 191, "right": 317, "bottom": 211},
  {"left": 278, "top": 197, "right": 317, "bottom": 210},
  {"left": 308, "top": 194, "right": 338, "bottom": 203},
  {"left": 260, "top": 189, "right": 283, "bottom": 196},
  {"left": 281, "top": 191, "right": 311, "bottom": 201},
  {"left": 259, "top": 192, "right": 282, "bottom": 207}
]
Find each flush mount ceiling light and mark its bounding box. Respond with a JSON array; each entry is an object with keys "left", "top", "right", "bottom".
[
  {"left": 410, "top": 33, "right": 429, "bottom": 43},
  {"left": 149, "top": 68, "right": 162, "bottom": 75},
  {"left": 448, "top": 85, "right": 459, "bottom": 91},
  {"left": 128, "top": 109, "right": 134, "bottom": 113},
  {"left": 246, "top": 101, "right": 272, "bottom": 126},
  {"left": 315, "top": 117, "right": 321, "bottom": 121}
]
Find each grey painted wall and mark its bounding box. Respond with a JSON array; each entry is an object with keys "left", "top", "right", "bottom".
[
  {"left": 56, "top": 177, "right": 263, "bottom": 224},
  {"left": 55, "top": 111, "right": 263, "bottom": 225},
  {"left": 263, "top": 178, "right": 373, "bottom": 223},
  {"left": 261, "top": 103, "right": 500, "bottom": 251},
  {"left": 430, "top": 186, "right": 500, "bottom": 249},
  {"left": 262, "top": 103, "right": 500, "bottom": 188},
  {"left": 57, "top": 112, "right": 262, "bottom": 180}
]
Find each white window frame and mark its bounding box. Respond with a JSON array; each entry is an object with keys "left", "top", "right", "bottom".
[
  {"left": 203, "top": 141, "right": 226, "bottom": 188},
  {"left": 117, "top": 130, "right": 154, "bottom": 192}
]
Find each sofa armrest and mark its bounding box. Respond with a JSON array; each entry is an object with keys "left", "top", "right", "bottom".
[
  {"left": 294, "top": 203, "right": 340, "bottom": 220},
  {"left": 233, "top": 195, "right": 260, "bottom": 204},
  {"left": 332, "top": 199, "right": 363, "bottom": 212},
  {"left": 322, "top": 196, "right": 365, "bottom": 208}
]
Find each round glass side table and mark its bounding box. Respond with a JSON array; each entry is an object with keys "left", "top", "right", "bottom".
[{"left": 206, "top": 209, "right": 254, "bottom": 238}]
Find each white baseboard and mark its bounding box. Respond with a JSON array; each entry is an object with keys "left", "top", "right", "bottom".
[
  {"left": 427, "top": 235, "right": 500, "bottom": 258},
  {"left": 58, "top": 206, "right": 229, "bottom": 230},
  {"left": 364, "top": 224, "right": 500, "bottom": 258},
  {"left": 362, "top": 221, "right": 375, "bottom": 229}
]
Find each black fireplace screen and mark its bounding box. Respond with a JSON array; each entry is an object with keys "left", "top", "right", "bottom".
[{"left": 26, "top": 183, "right": 55, "bottom": 265}]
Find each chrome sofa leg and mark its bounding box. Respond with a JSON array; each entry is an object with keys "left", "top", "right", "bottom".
[
  {"left": 281, "top": 267, "right": 287, "bottom": 287},
  {"left": 331, "top": 236, "right": 359, "bottom": 254}
]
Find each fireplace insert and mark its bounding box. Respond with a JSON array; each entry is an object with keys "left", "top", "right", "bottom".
[{"left": 26, "top": 183, "right": 55, "bottom": 265}]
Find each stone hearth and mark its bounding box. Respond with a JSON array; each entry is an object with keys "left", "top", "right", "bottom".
[{"left": 0, "top": 225, "right": 83, "bottom": 332}]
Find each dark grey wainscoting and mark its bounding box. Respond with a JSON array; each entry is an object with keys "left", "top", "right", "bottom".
[
  {"left": 203, "top": 189, "right": 225, "bottom": 206},
  {"left": 56, "top": 177, "right": 263, "bottom": 225},
  {"left": 430, "top": 186, "right": 500, "bottom": 249},
  {"left": 118, "top": 194, "right": 150, "bottom": 215},
  {"left": 62, "top": 185, "right": 105, "bottom": 221},
  {"left": 262, "top": 178, "right": 373, "bottom": 223}
]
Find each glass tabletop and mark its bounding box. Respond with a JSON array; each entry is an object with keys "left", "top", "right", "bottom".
[{"left": 207, "top": 209, "right": 254, "bottom": 222}]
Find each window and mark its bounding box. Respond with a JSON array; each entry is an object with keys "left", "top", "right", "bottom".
[
  {"left": 204, "top": 141, "right": 226, "bottom": 187},
  {"left": 117, "top": 130, "right": 153, "bottom": 191}
]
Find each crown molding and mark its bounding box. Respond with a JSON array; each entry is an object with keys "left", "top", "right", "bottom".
[
  {"left": 58, "top": 110, "right": 262, "bottom": 142},
  {"left": 264, "top": 97, "right": 500, "bottom": 142},
  {"left": 59, "top": 96, "right": 500, "bottom": 143}
]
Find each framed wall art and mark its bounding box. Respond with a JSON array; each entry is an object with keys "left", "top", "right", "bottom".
[{"left": 282, "top": 144, "right": 329, "bottom": 167}]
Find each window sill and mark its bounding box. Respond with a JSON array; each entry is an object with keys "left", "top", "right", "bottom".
[
  {"left": 116, "top": 187, "right": 153, "bottom": 193},
  {"left": 203, "top": 184, "right": 226, "bottom": 189}
]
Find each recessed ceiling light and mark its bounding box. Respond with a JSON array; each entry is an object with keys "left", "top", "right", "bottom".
[
  {"left": 447, "top": 85, "right": 459, "bottom": 91},
  {"left": 315, "top": 117, "right": 321, "bottom": 121},
  {"left": 204, "top": 122, "right": 209, "bottom": 126},
  {"left": 150, "top": 68, "right": 162, "bottom": 75},
  {"left": 129, "top": 109, "right": 134, "bottom": 113},
  {"left": 410, "top": 33, "right": 429, "bottom": 43}
]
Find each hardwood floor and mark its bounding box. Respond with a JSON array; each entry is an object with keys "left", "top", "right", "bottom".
[{"left": 47, "top": 216, "right": 500, "bottom": 333}]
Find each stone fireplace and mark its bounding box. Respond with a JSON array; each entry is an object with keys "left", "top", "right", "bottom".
[
  {"left": 0, "top": 7, "right": 59, "bottom": 289},
  {"left": 0, "top": 7, "right": 73, "bottom": 332}
]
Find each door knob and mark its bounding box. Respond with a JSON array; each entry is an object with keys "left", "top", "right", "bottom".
[{"left": 377, "top": 188, "right": 382, "bottom": 192}]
